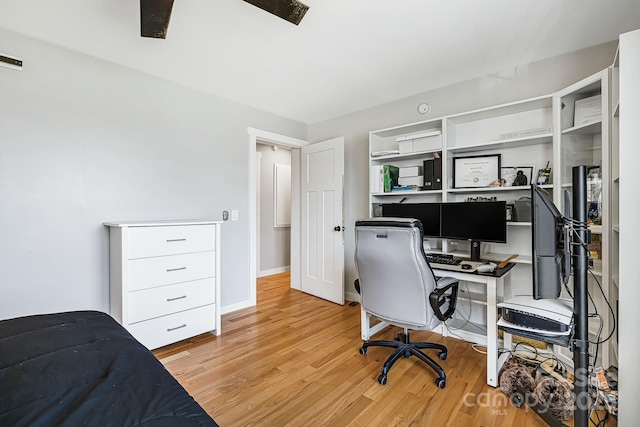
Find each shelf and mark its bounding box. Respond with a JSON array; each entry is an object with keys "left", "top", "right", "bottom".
[
  {"left": 447, "top": 133, "right": 552, "bottom": 154},
  {"left": 448, "top": 186, "right": 530, "bottom": 194},
  {"left": 507, "top": 221, "right": 531, "bottom": 227},
  {"left": 613, "top": 101, "right": 620, "bottom": 118},
  {"left": 612, "top": 225, "right": 619, "bottom": 232},
  {"left": 589, "top": 225, "right": 603, "bottom": 234},
  {"left": 371, "top": 149, "right": 440, "bottom": 162},
  {"left": 447, "top": 95, "right": 553, "bottom": 124},
  {"left": 561, "top": 119, "right": 602, "bottom": 135},
  {"left": 371, "top": 189, "right": 443, "bottom": 197}
]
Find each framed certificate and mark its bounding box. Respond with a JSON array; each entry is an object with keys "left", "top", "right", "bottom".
[{"left": 453, "top": 154, "right": 501, "bottom": 188}]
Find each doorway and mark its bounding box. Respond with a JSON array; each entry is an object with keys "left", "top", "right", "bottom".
[
  {"left": 247, "top": 128, "right": 307, "bottom": 309},
  {"left": 256, "top": 143, "right": 292, "bottom": 278}
]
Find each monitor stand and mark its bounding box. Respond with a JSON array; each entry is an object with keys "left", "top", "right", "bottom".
[{"left": 470, "top": 240, "right": 482, "bottom": 261}]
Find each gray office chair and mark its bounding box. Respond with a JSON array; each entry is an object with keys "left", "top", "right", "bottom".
[{"left": 354, "top": 217, "right": 459, "bottom": 387}]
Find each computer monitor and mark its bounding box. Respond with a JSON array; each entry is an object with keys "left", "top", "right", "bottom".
[
  {"left": 381, "top": 203, "right": 441, "bottom": 238},
  {"left": 531, "top": 185, "right": 567, "bottom": 299},
  {"left": 440, "top": 201, "right": 507, "bottom": 260}
]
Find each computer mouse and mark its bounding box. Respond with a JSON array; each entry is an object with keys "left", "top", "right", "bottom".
[
  {"left": 476, "top": 262, "right": 497, "bottom": 273},
  {"left": 461, "top": 263, "right": 472, "bottom": 270}
]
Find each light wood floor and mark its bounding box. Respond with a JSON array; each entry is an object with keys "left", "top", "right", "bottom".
[{"left": 154, "top": 272, "right": 568, "bottom": 426}]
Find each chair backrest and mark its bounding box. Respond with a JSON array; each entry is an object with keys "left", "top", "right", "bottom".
[{"left": 354, "top": 217, "right": 439, "bottom": 329}]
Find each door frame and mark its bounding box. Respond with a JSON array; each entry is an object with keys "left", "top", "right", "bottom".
[{"left": 248, "top": 128, "right": 308, "bottom": 306}]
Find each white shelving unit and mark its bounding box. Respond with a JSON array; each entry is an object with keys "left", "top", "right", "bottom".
[
  {"left": 368, "top": 95, "right": 556, "bottom": 345},
  {"left": 553, "top": 69, "right": 613, "bottom": 369}
]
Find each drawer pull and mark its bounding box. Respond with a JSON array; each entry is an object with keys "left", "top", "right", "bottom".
[
  {"left": 167, "top": 295, "right": 187, "bottom": 302},
  {"left": 167, "top": 324, "right": 187, "bottom": 332},
  {"left": 166, "top": 267, "right": 187, "bottom": 272},
  {"left": 166, "top": 238, "right": 187, "bottom": 242}
]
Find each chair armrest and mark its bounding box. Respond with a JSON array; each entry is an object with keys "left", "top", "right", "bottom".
[
  {"left": 429, "top": 277, "right": 459, "bottom": 321},
  {"left": 435, "top": 276, "right": 458, "bottom": 289}
]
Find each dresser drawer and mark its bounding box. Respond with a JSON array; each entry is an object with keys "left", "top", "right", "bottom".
[
  {"left": 127, "top": 278, "right": 214, "bottom": 323},
  {"left": 127, "top": 251, "right": 214, "bottom": 292},
  {"left": 128, "top": 225, "right": 215, "bottom": 259},
  {"left": 127, "top": 304, "right": 216, "bottom": 350}
]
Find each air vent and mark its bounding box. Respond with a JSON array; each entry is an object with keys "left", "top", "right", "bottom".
[{"left": 0, "top": 54, "right": 22, "bottom": 71}]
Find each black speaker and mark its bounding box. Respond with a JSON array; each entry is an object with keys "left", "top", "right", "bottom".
[{"left": 423, "top": 157, "right": 442, "bottom": 190}]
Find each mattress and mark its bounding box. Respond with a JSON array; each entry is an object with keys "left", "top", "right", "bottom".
[{"left": 0, "top": 310, "right": 218, "bottom": 427}]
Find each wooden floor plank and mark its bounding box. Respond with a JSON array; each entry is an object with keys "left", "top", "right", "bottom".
[{"left": 155, "top": 272, "right": 585, "bottom": 426}]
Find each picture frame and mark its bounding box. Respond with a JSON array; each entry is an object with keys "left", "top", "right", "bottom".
[
  {"left": 500, "top": 166, "right": 534, "bottom": 187},
  {"left": 274, "top": 163, "right": 291, "bottom": 228},
  {"left": 453, "top": 154, "right": 501, "bottom": 188}
]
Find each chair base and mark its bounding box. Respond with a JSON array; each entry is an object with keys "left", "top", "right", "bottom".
[{"left": 359, "top": 331, "right": 448, "bottom": 388}]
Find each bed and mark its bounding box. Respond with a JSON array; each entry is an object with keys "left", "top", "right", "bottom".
[{"left": 0, "top": 310, "right": 218, "bottom": 427}]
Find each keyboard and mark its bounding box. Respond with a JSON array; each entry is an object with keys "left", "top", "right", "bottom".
[
  {"left": 425, "top": 254, "right": 461, "bottom": 266},
  {"left": 426, "top": 254, "right": 483, "bottom": 272}
]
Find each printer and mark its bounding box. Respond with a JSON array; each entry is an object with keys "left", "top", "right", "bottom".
[{"left": 498, "top": 295, "right": 573, "bottom": 334}]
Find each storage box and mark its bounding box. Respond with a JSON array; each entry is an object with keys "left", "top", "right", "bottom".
[
  {"left": 574, "top": 94, "right": 602, "bottom": 126},
  {"left": 398, "top": 176, "right": 423, "bottom": 186},
  {"left": 398, "top": 139, "right": 413, "bottom": 154},
  {"left": 399, "top": 166, "right": 422, "bottom": 177},
  {"left": 412, "top": 133, "right": 442, "bottom": 152},
  {"left": 396, "top": 130, "right": 442, "bottom": 154},
  {"left": 513, "top": 198, "right": 532, "bottom": 222}
]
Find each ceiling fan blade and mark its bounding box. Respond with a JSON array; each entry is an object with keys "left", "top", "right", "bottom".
[
  {"left": 140, "top": 0, "right": 174, "bottom": 39},
  {"left": 243, "top": 0, "right": 309, "bottom": 25}
]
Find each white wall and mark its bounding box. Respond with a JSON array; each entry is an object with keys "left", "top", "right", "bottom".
[
  {"left": 0, "top": 28, "right": 306, "bottom": 319},
  {"left": 307, "top": 41, "right": 618, "bottom": 301},
  {"left": 256, "top": 143, "right": 291, "bottom": 276}
]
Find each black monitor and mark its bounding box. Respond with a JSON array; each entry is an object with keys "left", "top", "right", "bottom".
[
  {"left": 440, "top": 201, "right": 507, "bottom": 260},
  {"left": 381, "top": 203, "right": 441, "bottom": 238},
  {"left": 531, "top": 185, "right": 567, "bottom": 299}
]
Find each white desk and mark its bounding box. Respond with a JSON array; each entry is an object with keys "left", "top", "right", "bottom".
[{"left": 360, "top": 264, "right": 515, "bottom": 387}]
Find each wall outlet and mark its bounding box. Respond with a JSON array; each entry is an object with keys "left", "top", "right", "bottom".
[{"left": 231, "top": 210, "right": 238, "bottom": 221}]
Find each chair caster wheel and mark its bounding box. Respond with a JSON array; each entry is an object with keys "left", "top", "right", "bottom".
[
  {"left": 435, "top": 377, "right": 446, "bottom": 388},
  {"left": 359, "top": 347, "right": 367, "bottom": 355},
  {"left": 510, "top": 392, "right": 524, "bottom": 408},
  {"left": 378, "top": 374, "right": 388, "bottom": 385},
  {"left": 439, "top": 351, "right": 447, "bottom": 360}
]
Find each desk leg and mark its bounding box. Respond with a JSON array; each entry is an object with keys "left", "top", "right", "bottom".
[
  {"left": 486, "top": 276, "right": 499, "bottom": 387},
  {"left": 361, "top": 307, "right": 370, "bottom": 341}
]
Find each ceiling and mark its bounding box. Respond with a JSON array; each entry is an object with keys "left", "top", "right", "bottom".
[{"left": 1, "top": 0, "right": 639, "bottom": 124}]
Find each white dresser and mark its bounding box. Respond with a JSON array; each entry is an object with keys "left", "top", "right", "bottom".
[{"left": 105, "top": 220, "right": 222, "bottom": 350}]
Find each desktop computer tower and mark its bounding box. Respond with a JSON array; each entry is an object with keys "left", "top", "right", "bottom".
[{"left": 423, "top": 158, "right": 442, "bottom": 190}]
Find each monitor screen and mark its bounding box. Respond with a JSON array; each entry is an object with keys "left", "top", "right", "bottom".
[
  {"left": 381, "top": 203, "right": 441, "bottom": 238},
  {"left": 531, "top": 185, "right": 565, "bottom": 299},
  {"left": 440, "top": 201, "right": 507, "bottom": 243}
]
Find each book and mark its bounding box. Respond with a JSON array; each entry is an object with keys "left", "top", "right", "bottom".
[
  {"left": 391, "top": 185, "right": 423, "bottom": 192},
  {"left": 382, "top": 165, "right": 399, "bottom": 193},
  {"left": 370, "top": 165, "right": 382, "bottom": 193}
]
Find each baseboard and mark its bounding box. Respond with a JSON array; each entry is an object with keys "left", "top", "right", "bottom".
[
  {"left": 221, "top": 299, "right": 255, "bottom": 315},
  {"left": 257, "top": 266, "right": 290, "bottom": 278},
  {"left": 345, "top": 291, "right": 360, "bottom": 304}
]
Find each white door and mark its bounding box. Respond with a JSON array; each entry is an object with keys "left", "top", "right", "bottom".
[{"left": 301, "top": 137, "right": 345, "bottom": 304}]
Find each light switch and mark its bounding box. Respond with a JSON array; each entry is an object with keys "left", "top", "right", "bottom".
[{"left": 231, "top": 210, "right": 238, "bottom": 221}]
